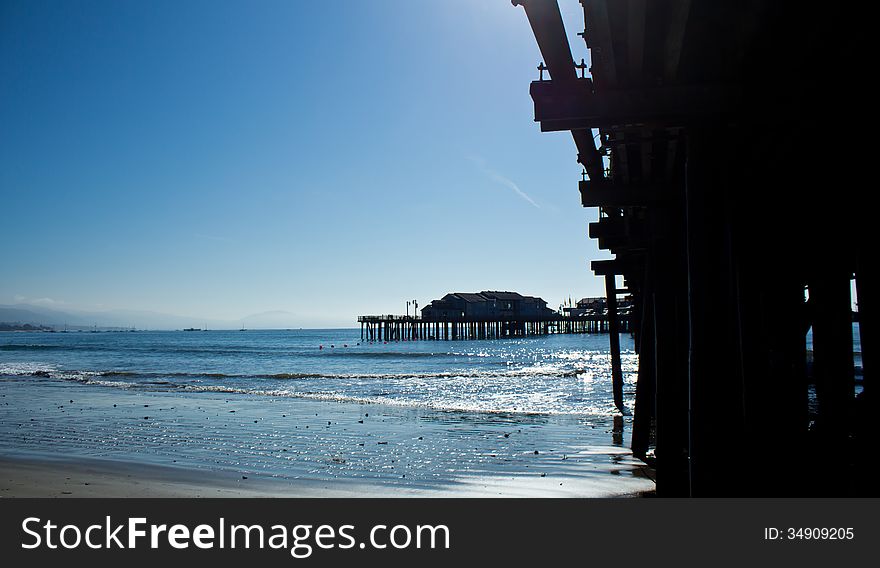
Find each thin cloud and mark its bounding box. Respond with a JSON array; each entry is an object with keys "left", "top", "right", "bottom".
[
  {"left": 469, "top": 155, "right": 540, "bottom": 208},
  {"left": 14, "top": 295, "right": 61, "bottom": 306}
]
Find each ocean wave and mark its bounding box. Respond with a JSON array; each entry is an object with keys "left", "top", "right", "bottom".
[
  {"left": 0, "top": 344, "right": 66, "bottom": 351},
  {"left": 176, "top": 384, "right": 606, "bottom": 416},
  {"left": 0, "top": 362, "right": 58, "bottom": 376},
  {"left": 1, "top": 366, "right": 593, "bottom": 383},
  {"left": 0, "top": 343, "right": 503, "bottom": 359},
  {"left": 309, "top": 350, "right": 451, "bottom": 359},
  {"left": 0, "top": 363, "right": 627, "bottom": 416}
]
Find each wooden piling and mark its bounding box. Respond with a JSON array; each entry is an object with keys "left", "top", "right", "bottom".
[
  {"left": 810, "top": 268, "right": 855, "bottom": 439},
  {"left": 605, "top": 275, "right": 625, "bottom": 413}
]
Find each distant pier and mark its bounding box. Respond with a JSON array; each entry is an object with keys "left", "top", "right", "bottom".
[{"left": 358, "top": 292, "right": 631, "bottom": 341}]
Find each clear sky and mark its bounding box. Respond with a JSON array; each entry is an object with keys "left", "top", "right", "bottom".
[{"left": 0, "top": 0, "right": 612, "bottom": 328}]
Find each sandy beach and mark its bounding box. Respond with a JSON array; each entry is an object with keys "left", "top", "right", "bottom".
[{"left": 0, "top": 453, "right": 653, "bottom": 498}]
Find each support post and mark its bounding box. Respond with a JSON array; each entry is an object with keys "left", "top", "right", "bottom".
[
  {"left": 811, "top": 269, "right": 855, "bottom": 440},
  {"left": 606, "top": 275, "right": 625, "bottom": 413}
]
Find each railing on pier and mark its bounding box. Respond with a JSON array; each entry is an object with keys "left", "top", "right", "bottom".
[
  {"left": 357, "top": 315, "right": 421, "bottom": 323},
  {"left": 357, "top": 312, "right": 631, "bottom": 342}
]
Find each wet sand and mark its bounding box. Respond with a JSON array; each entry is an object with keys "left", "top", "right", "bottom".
[
  {"left": 0, "top": 378, "right": 655, "bottom": 498},
  {"left": 0, "top": 454, "right": 652, "bottom": 498}
]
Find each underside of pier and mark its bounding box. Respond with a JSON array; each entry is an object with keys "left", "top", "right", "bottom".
[{"left": 514, "top": 0, "right": 873, "bottom": 496}]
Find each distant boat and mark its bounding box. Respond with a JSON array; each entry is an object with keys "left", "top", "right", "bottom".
[{"left": 183, "top": 327, "right": 203, "bottom": 332}]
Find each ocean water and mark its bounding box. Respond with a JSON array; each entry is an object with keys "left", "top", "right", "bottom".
[
  {"left": 0, "top": 329, "right": 637, "bottom": 416},
  {"left": 0, "top": 330, "right": 653, "bottom": 494}
]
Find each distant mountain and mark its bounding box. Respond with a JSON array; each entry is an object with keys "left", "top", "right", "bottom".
[
  {"left": 83, "top": 308, "right": 229, "bottom": 330},
  {"left": 0, "top": 304, "right": 226, "bottom": 330},
  {"left": 0, "top": 322, "right": 53, "bottom": 331},
  {"left": 0, "top": 304, "right": 303, "bottom": 330},
  {"left": 0, "top": 306, "right": 42, "bottom": 323},
  {"left": 0, "top": 305, "right": 92, "bottom": 327}
]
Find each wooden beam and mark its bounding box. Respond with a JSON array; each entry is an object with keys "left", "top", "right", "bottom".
[
  {"left": 665, "top": 137, "right": 679, "bottom": 178},
  {"left": 514, "top": 1, "right": 605, "bottom": 182},
  {"left": 614, "top": 132, "right": 631, "bottom": 184},
  {"left": 588, "top": 216, "right": 627, "bottom": 239},
  {"left": 591, "top": 256, "right": 642, "bottom": 276},
  {"left": 582, "top": 0, "right": 618, "bottom": 88},
  {"left": 571, "top": 128, "right": 606, "bottom": 183},
  {"left": 640, "top": 136, "right": 653, "bottom": 182},
  {"left": 627, "top": 0, "right": 647, "bottom": 81},
  {"left": 530, "top": 80, "right": 740, "bottom": 131},
  {"left": 580, "top": 180, "right": 671, "bottom": 207},
  {"left": 664, "top": 0, "right": 692, "bottom": 82},
  {"left": 599, "top": 236, "right": 649, "bottom": 253},
  {"left": 514, "top": 0, "right": 577, "bottom": 83}
]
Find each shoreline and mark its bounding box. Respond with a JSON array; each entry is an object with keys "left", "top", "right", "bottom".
[
  {"left": 0, "top": 453, "right": 413, "bottom": 498},
  {"left": 1, "top": 351, "right": 656, "bottom": 498},
  {"left": 0, "top": 452, "right": 654, "bottom": 498}
]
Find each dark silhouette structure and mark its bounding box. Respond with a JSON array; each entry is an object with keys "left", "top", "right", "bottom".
[
  {"left": 358, "top": 290, "right": 631, "bottom": 341},
  {"left": 421, "top": 291, "right": 555, "bottom": 321},
  {"left": 513, "top": 0, "right": 872, "bottom": 496}
]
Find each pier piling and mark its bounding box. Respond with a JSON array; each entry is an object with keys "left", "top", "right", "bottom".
[{"left": 513, "top": 0, "right": 872, "bottom": 495}]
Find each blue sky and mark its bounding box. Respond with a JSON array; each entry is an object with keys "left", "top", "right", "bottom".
[{"left": 0, "top": 0, "right": 612, "bottom": 327}]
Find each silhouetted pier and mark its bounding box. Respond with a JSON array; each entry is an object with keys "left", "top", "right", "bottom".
[
  {"left": 357, "top": 311, "right": 630, "bottom": 342},
  {"left": 514, "top": 0, "right": 872, "bottom": 496},
  {"left": 359, "top": 291, "right": 631, "bottom": 341}
]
